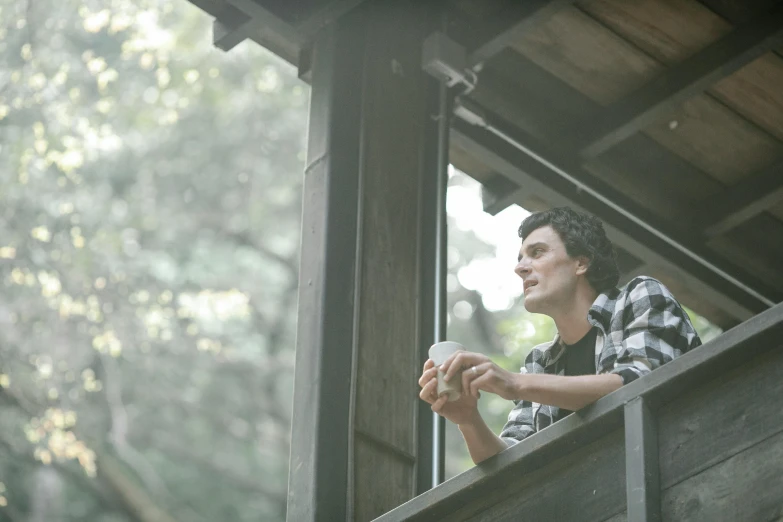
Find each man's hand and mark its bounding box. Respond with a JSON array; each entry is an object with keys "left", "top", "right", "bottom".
[
  {"left": 418, "top": 359, "right": 480, "bottom": 426},
  {"left": 440, "top": 351, "right": 520, "bottom": 401}
]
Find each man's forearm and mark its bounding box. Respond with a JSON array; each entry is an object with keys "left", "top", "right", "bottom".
[
  {"left": 458, "top": 417, "right": 508, "bottom": 464},
  {"left": 515, "top": 373, "right": 623, "bottom": 411}
]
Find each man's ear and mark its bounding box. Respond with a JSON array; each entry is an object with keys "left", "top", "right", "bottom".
[{"left": 575, "top": 256, "right": 590, "bottom": 276}]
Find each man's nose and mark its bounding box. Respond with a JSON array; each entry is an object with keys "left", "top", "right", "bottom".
[{"left": 515, "top": 259, "right": 530, "bottom": 278}]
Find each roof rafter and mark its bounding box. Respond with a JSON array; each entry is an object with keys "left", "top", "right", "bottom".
[
  {"left": 576, "top": 3, "right": 783, "bottom": 158},
  {"left": 697, "top": 158, "right": 783, "bottom": 238},
  {"left": 452, "top": 99, "right": 780, "bottom": 318},
  {"left": 451, "top": 0, "right": 577, "bottom": 68}
]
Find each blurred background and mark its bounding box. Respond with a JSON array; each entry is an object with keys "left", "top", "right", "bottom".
[{"left": 0, "top": 1, "right": 722, "bottom": 520}]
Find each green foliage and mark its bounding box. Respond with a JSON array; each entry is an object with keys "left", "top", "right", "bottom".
[{"left": 0, "top": 0, "right": 306, "bottom": 520}]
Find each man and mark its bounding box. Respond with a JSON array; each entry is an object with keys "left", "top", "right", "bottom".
[{"left": 418, "top": 207, "right": 701, "bottom": 464}]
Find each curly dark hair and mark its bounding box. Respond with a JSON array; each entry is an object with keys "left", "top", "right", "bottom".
[{"left": 518, "top": 207, "right": 619, "bottom": 292}]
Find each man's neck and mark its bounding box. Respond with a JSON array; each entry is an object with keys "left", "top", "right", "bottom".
[{"left": 552, "top": 284, "right": 599, "bottom": 345}]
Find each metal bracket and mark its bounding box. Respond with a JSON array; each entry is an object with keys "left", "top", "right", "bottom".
[{"left": 422, "top": 32, "right": 478, "bottom": 95}]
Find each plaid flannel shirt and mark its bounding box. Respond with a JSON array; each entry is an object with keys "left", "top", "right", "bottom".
[{"left": 500, "top": 276, "right": 702, "bottom": 445}]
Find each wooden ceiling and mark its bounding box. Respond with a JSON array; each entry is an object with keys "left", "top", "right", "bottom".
[
  {"left": 448, "top": 0, "right": 783, "bottom": 328},
  {"left": 186, "top": 0, "right": 783, "bottom": 328}
]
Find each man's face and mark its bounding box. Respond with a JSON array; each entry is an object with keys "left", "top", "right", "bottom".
[{"left": 514, "top": 225, "right": 585, "bottom": 314}]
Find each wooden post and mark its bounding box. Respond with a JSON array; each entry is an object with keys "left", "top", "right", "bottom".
[
  {"left": 287, "top": 2, "right": 441, "bottom": 521},
  {"left": 625, "top": 396, "right": 661, "bottom": 522}
]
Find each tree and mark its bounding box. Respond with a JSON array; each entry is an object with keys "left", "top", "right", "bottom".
[{"left": 0, "top": 0, "right": 307, "bottom": 520}]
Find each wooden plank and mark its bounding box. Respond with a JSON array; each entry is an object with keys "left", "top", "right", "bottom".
[
  {"left": 511, "top": 6, "right": 663, "bottom": 105},
  {"left": 480, "top": 173, "right": 521, "bottom": 215},
  {"left": 471, "top": 53, "right": 725, "bottom": 223},
  {"left": 625, "top": 397, "right": 660, "bottom": 522},
  {"left": 580, "top": 0, "right": 731, "bottom": 64},
  {"left": 355, "top": 437, "right": 415, "bottom": 522},
  {"left": 771, "top": 201, "right": 783, "bottom": 221},
  {"left": 711, "top": 53, "right": 783, "bottom": 142},
  {"left": 658, "top": 347, "right": 783, "bottom": 491},
  {"left": 694, "top": 157, "right": 783, "bottom": 237},
  {"left": 374, "top": 291, "right": 783, "bottom": 522},
  {"left": 699, "top": 0, "right": 781, "bottom": 24},
  {"left": 450, "top": 0, "right": 506, "bottom": 20},
  {"left": 643, "top": 94, "right": 783, "bottom": 186},
  {"left": 288, "top": 3, "right": 438, "bottom": 520},
  {"left": 288, "top": 17, "right": 365, "bottom": 522},
  {"left": 706, "top": 214, "right": 783, "bottom": 291},
  {"left": 352, "top": 0, "right": 430, "bottom": 458},
  {"left": 460, "top": 431, "right": 626, "bottom": 521},
  {"left": 468, "top": 49, "right": 594, "bottom": 139},
  {"left": 578, "top": 4, "right": 783, "bottom": 158},
  {"left": 212, "top": 4, "right": 253, "bottom": 51},
  {"left": 187, "top": 0, "right": 300, "bottom": 63},
  {"left": 450, "top": 143, "right": 495, "bottom": 182},
  {"left": 584, "top": 134, "right": 723, "bottom": 218},
  {"left": 661, "top": 429, "right": 783, "bottom": 521},
  {"left": 460, "top": 0, "right": 579, "bottom": 67},
  {"left": 223, "top": 0, "right": 303, "bottom": 61},
  {"left": 349, "top": 3, "right": 441, "bottom": 518}
]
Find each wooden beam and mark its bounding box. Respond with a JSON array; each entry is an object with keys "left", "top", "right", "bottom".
[
  {"left": 287, "top": 3, "right": 441, "bottom": 520},
  {"left": 287, "top": 17, "right": 364, "bottom": 522},
  {"left": 461, "top": 1, "right": 577, "bottom": 67},
  {"left": 296, "top": 0, "right": 369, "bottom": 36},
  {"left": 451, "top": 100, "right": 780, "bottom": 316},
  {"left": 697, "top": 158, "right": 783, "bottom": 238},
  {"left": 221, "top": 0, "right": 303, "bottom": 60},
  {"left": 625, "top": 397, "right": 661, "bottom": 522},
  {"left": 212, "top": 4, "right": 253, "bottom": 51},
  {"left": 187, "top": 0, "right": 301, "bottom": 62},
  {"left": 452, "top": 123, "right": 760, "bottom": 322},
  {"left": 481, "top": 173, "right": 522, "bottom": 215},
  {"left": 577, "top": 4, "right": 783, "bottom": 158},
  {"left": 218, "top": 0, "right": 366, "bottom": 54}
]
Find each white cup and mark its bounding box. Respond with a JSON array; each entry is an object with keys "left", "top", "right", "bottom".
[{"left": 428, "top": 341, "right": 466, "bottom": 402}]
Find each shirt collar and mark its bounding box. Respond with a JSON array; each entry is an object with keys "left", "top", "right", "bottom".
[{"left": 543, "top": 286, "right": 619, "bottom": 368}]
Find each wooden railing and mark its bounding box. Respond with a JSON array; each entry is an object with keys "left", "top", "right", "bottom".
[{"left": 375, "top": 302, "right": 783, "bottom": 522}]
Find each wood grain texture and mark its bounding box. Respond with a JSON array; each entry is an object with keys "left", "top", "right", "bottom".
[
  {"left": 711, "top": 53, "right": 783, "bottom": 141},
  {"left": 658, "top": 346, "right": 783, "bottom": 490},
  {"left": 347, "top": 9, "right": 434, "bottom": 520},
  {"left": 771, "top": 202, "right": 783, "bottom": 222},
  {"left": 644, "top": 94, "right": 783, "bottom": 186},
  {"left": 355, "top": 437, "right": 415, "bottom": 522},
  {"left": 661, "top": 430, "right": 783, "bottom": 521},
  {"left": 706, "top": 214, "right": 783, "bottom": 292},
  {"left": 353, "top": 1, "right": 427, "bottom": 456},
  {"left": 579, "top": 0, "right": 731, "bottom": 64},
  {"left": 511, "top": 6, "right": 662, "bottom": 105},
  {"left": 585, "top": 133, "right": 723, "bottom": 218},
  {"left": 457, "top": 431, "right": 626, "bottom": 522},
  {"left": 699, "top": 0, "right": 781, "bottom": 24}
]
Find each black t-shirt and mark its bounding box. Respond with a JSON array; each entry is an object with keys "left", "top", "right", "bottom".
[{"left": 554, "top": 327, "right": 597, "bottom": 422}]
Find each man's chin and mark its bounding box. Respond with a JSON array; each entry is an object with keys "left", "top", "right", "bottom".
[{"left": 523, "top": 295, "right": 541, "bottom": 313}]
